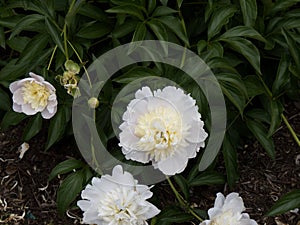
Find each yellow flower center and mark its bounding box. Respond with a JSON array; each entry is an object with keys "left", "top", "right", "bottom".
[
  {"left": 134, "top": 107, "right": 183, "bottom": 161},
  {"left": 22, "top": 81, "right": 51, "bottom": 110},
  {"left": 211, "top": 210, "right": 238, "bottom": 225}
]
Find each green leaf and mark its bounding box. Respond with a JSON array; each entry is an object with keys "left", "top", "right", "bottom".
[
  {"left": 267, "top": 190, "right": 300, "bottom": 216},
  {"left": 48, "top": 159, "right": 84, "bottom": 181},
  {"left": 0, "top": 15, "right": 23, "bottom": 29},
  {"left": 77, "top": 21, "right": 112, "bottom": 39},
  {"left": 57, "top": 170, "right": 84, "bottom": 215},
  {"left": 6, "top": 36, "right": 31, "bottom": 52},
  {"left": 0, "top": 87, "right": 11, "bottom": 111},
  {"left": 243, "top": 75, "right": 265, "bottom": 97},
  {"left": 281, "top": 28, "right": 300, "bottom": 72},
  {"left": 45, "top": 107, "right": 70, "bottom": 150},
  {"left": 197, "top": 40, "right": 206, "bottom": 55},
  {"left": 207, "top": 57, "right": 238, "bottom": 73},
  {"left": 272, "top": 54, "right": 290, "bottom": 97},
  {"left": 22, "top": 114, "right": 43, "bottom": 141},
  {"left": 45, "top": 17, "right": 64, "bottom": 54},
  {"left": 267, "top": 100, "right": 283, "bottom": 137},
  {"left": 222, "top": 135, "right": 239, "bottom": 187},
  {"left": 220, "top": 37, "right": 261, "bottom": 74},
  {"left": 189, "top": 171, "right": 225, "bottom": 186},
  {"left": 78, "top": 3, "right": 107, "bottom": 21},
  {"left": 177, "top": 0, "right": 183, "bottom": 8},
  {"left": 160, "top": 0, "right": 168, "bottom": 6},
  {"left": 219, "top": 26, "right": 267, "bottom": 43},
  {"left": 204, "top": 41, "right": 224, "bottom": 60},
  {"left": 18, "top": 33, "right": 49, "bottom": 64},
  {"left": 173, "top": 175, "right": 189, "bottom": 200},
  {"left": 0, "top": 110, "right": 28, "bottom": 130},
  {"left": 106, "top": 5, "right": 145, "bottom": 21},
  {"left": 148, "top": 0, "right": 156, "bottom": 14},
  {"left": 157, "top": 16, "right": 189, "bottom": 46},
  {"left": 207, "top": 6, "right": 237, "bottom": 40},
  {"left": 239, "top": 0, "right": 257, "bottom": 26},
  {"left": 268, "top": 0, "right": 300, "bottom": 16},
  {"left": 0, "top": 27, "right": 5, "bottom": 48},
  {"left": 246, "top": 118, "right": 275, "bottom": 159},
  {"left": 132, "top": 22, "right": 147, "bottom": 42},
  {"left": 9, "top": 14, "right": 44, "bottom": 39},
  {"left": 112, "top": 19, "right": 138, "bottom": 38},
  {"left": 147, "top": 18, "right": 168, "bottom": 41},
  {"left": 65, "top": 0, "right": 85, "bottom": 26},
  {"left": 246, "top": 108, "right": 270, "bottom": 124},
  {"left": 113, "top": 66, "right": 159, "bottom": 84},
  {"left": 151, "top": 6, "right": 177, "bottom": 17}
]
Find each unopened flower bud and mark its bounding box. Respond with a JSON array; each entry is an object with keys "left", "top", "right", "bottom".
[{"left": 88, "top": 97, "right": 99, "bottom": 109}]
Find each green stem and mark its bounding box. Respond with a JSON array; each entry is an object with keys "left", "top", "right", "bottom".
[
  {"left": 63, "top": 24, "right": 69, "bottom": 60},
  {"left": 281, "top": 113, "right": 300, "bottom": 147},
  {"left": 67, "top": 40, "right": 92, "bottom": 87},
  {"left": 166, "top": 177, "right": 203, "bottom": 222},
  {"left": 47, "top": 45, "right": 58, "bottom": 70}
]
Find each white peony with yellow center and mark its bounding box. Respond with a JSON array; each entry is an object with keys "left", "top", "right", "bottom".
[
  {"left": 119, "top": 86, "right": 208, "bottom": 175},
  {"left": 77, "top": 165, "right": 160, "bottom": 225},
  {"left": 9, "top": 72, "right": 57, "bottom": 119},
  {"left": 200, "top": 192, "right": 258, "bottom": 225}
]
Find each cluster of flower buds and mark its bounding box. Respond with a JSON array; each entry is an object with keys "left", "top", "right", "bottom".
[{"left": 56, "top": 60, "right": 80, "bottom": 97}]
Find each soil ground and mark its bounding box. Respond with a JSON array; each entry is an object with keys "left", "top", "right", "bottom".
[{"left": 0, "top": 101, "right": 299, "bottom": 225}]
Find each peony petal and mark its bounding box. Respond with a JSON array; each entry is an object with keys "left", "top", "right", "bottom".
[
  {"left": 21, "top": 104, "right": 37, "bottom": 115},
  {"left": 208, "top": 208, "right": 222, "bottom": 219},
  {"left": 135, "top": 86, "right": 153, "bottom": 99},
  {"left": 41, "top": 107, "right": 56, "bottom": 119},
  {"left": 214, "top": 192, "right": 225, "bottom": 209},
  {"left": 12, "top": 89, "right": 24, "bottom": 105},
  {"left": 12, "top": 103, "right": 22, "bottom": 113},
  {"left": 29, "top": 72, "right": 45, "bottom": 82},
  {"left": 156, "top": 150, "right": 188, "bottom": 175},
  {"left": 124, "top": 150, "right": 151, "bottom": 164},
  {"left": 186, "top": 120, "right": 208, "bottom": 143}
]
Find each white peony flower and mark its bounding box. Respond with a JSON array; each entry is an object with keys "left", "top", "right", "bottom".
[
  {"left": 77, "top": 165, "right": 160, "bottom": 225},
  {"left": 119, "top": 86, "right": 208, "bottom": 175},
  {"left": 9, "top": 72, "right": 58, "bottom": 119},
  {"left": 200, "top": 192, "right": 258, "bottom": 225}
]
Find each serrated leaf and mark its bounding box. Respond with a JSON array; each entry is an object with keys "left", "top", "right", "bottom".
[
  {"left": 207, "top": 6, "right": 237, "bottom": 40},
  {"left": 57, "top": 170, "right": 84, "bottom": 215},
  {"left": 220, "top": 37, "right": 261, "bottom": 74},
  {"left": 151, "top": 6, "right": 177, "bottom": 17},
  {"left": 272, "top": 54, "right": 290, "bottom": 97},
  {"left": 267, "top": 190, "right": 300, "bottom": 216},
  {"left": 267, "top": 100, "right": 283, "bottom": 137},
  {"left": 246, "top": 118, "right": 275, "bottom": 159},
  {"left": 9, "top": 14, "right": 44, "bottom": 39},
  {"left": 219, "top": 26, "right": 267, "bottom": 43},
  {"left": 189, "top": 171, "right": 225, "bottom": 186},
  {"left": 222, "top": 135, "right": 239, "bottom": 187},
  {"left": 77, "top": 21, "right": 112, "bottom": 39},
  {"left": 106, "top": 5, "right": 145, "bottom": 20},
  {"left": 22, "top": 114, "right": 43, "bottom": 141},
  {"left": 239, "top": 0, "right": 257, "bottom": 26},
  {"left": 0, "top": 110, "right": 28, "bottom": 130},
  {"left": 45, "top": 17, "right": 64, "bottom": 54},
  {"left": 0, "top": 87, "right": 11, "bottom": 111},
  {"left": 48, "top": 159, "right": 84, "bottom": 181},
  {"left": 157, "top": 16, "right": 189, "bottom": 46}
]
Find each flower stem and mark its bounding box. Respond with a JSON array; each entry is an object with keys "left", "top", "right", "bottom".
[
  {"left": 281, "top": 113, "right": 300, "bottom": 146},
  {"left": 166, "top": 177, "right": 203, "bottom": 222},
  {"left": 47, "top": 45, "right": 58, "bottom": 70}
]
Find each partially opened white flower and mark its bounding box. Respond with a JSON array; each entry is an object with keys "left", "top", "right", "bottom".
[
  {"left": 119, "top": 86, "right": 208, "bottom": 175},
  {"left": 9, "top": 72, "right": 57, "bottom": 119},
  {"left": 77, "top": 165, "right": 160, "bottom": 225},
  {"left": 200, "top": 192, "right": 258, "bottom": 225}
]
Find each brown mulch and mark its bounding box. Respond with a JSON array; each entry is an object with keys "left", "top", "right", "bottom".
[{"left": 0, "top": 102, "right": 299, "bottom": 225}]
